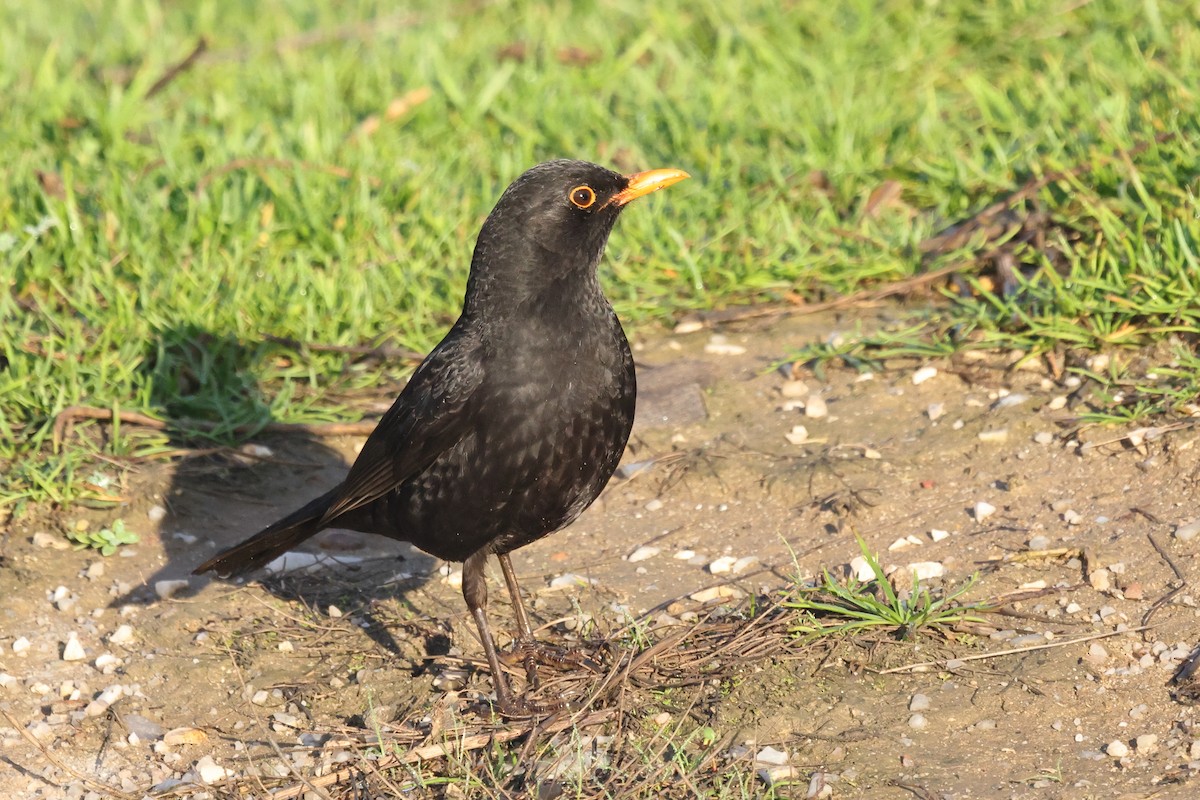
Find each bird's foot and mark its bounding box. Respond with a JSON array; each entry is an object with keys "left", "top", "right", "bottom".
[
  {"left": 502, "top": 639, "right": 602, "bottom": 673},
  {"left": 492, "top": 693, "right": 577, "bottom": 720}
]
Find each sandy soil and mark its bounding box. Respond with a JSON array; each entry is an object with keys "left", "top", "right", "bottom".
[{"left": 1, "top": 307, "right": 1198, "bottom": 798}]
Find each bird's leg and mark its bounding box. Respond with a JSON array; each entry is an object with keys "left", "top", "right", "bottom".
[
  {"left": 497, "top": 551, "right": 540, "bottom": 688},
  {"left": 462, "top": 551, "right": 521, "bottom": 715},
  {"left": 497, "top": 552, "right": 600, "bottom": 676}
]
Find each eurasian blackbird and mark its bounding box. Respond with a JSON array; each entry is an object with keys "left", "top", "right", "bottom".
[{"left": 195, "top": 159, "right": 688, "bottom": 714}]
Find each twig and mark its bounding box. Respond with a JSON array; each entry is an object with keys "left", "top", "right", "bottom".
[
  {"left": 675, "top": 263, "right": 964, "bottom": 329},
  {"left": 268, "top": 711, "right": 614, "bottom": 799},
  {"left": 1143, "top": 532, "right": 1188, "bottom": 628},
  {"left": 144, "top": 38, "right": 208, "bottom": 98},
  {"left": 52, "top": 405, "right": 377, "bottom": 449},
  {"left": 876, "top": 626, "right": 1151, "bottom": 674},
  {"left": 0, "top": 709, "right": 136, "bottom": 798}
]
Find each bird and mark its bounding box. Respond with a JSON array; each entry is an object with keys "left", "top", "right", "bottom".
[{"left": 194, "top": 159, "right": 689, "bottom": 715}]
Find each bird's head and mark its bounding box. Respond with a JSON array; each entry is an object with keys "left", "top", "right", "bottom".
[{"left": 465, "top": 159, "right": 688, "bottom": 312}]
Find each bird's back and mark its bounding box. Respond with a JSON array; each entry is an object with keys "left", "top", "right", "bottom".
[{"left": 341, "top": 296, "right": 635, "bottom": 562}]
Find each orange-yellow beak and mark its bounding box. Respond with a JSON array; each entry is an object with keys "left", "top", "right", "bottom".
[{"left": 609, "top": 168, "right": 690, "bottom": 207}]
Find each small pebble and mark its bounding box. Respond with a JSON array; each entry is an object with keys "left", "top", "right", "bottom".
[
  {"left": 908, "top": 561, "right": 945, "bottom": 581},
  {"left": 909, "top": 693, "right": 931, "bottom": 712},
  {"left": 973, "top": 719, "right": 997, "bottom": 730},
  {"left": 1047, "top": 395, "right": 1068, "bottom": 410},
  {"left": 760, "top": 764, "right": 801, "bottom": 787},
  {"left": 1063, "top": 509, "right": 1083, "bottom": 525},
  {"left": 754, "top": 746, "right": 789, "bottom": 766},
  {"left": 926, "top": 403, "right": 946, "bottom": 421},
  {"left": 195, "top": 755, "right": 232, "bottom": 784},
  {"left": 62, "top": 635, "right": 86, "bottom": 662},
  {"left": 689, "top": 585, "right": 744, "bottom": 603},
  {"left": 1090, "top": 569, "right": 1112, "bottom": 592},
  {"left": 888, "top": 536, "right": 922, "bottom": 551},
  {"left": 929, "top": 529, "right": 950, "bottom": 543},
  {"left": 164, "top": 727, "right": 207, "bottom": 746},
  {"left": 731, "top": 556, "right": 758, "bottom": 574},
  {"left": 1085, "top": 644, "right": 1109, "bottom": 665},
  {"left": 13, "top": 637, "right": 31, "bottom": 655},
  {"left": 784, "top": 425, "right": 809, "bottom": 445},
  {"left": 804, "top": 395, "right": 828, "bottom": 418},
  {"left": 108, "top": 625, "right": 134, "bottom": 645},
  {"left": 780, "top": 380, "right": 810, "bottom": 399},
  {"left": 627, "top": 546, "right": 660, "bottom": 563},
  {"left": 84, "top": 562, "right": 105, "bottom": 580},
  {"left": 1028, "top": 535, "right": 1050, "bottom": 550},
  {"left": 704, "top": 335, "right": 746, "bottom": 356},
  {"left": 977, "top": 429, "right": 1009, "bottom": 443},
  {"left": 33, "top": 531, "right": 69, "bottom": 549},
  {"left": 973, "top": 501, "right": 996, "bottom": 521},
  {"left": 673, "top": 549, "right": 695, "bottom": 560},
  {"left": 1033, "top": 431, "right": 1054, "bottom": 445},
  {"left": 993, "top": 393, "right": 1028, "bottom": 409},
  {"left": 848, "top": 556, "right": 875, "bottom": 582},
  {"left": 548, "top": 573, "right": 596, "bottom": 590},
  {"left": 912, "top": 367, "right": 938, "bottom": 385},
  {"left": 1175, "top": 519, "right": 1200, "bottom": 543},
  {"left": 708, "top": 556, "right": 738, "bottom": 575},
  {"left": 251, "top": 690, "right": 270, "bottom": 705},
  {"left": 147, "top": 505, "right": 167, "bottom": 523},
  {"left": 644, "top": 498, "right": 664, "bottom": 512},
  {"left": 1135, "top": 733, "right": 1158, "bottom": 754},
  {"left": 908, "top": 713, "right": 928, "bottom": 730}
]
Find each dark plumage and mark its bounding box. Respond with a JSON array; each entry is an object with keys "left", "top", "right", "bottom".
[{"left": 194, "top": 159, "right": 688, "bottom": 714}]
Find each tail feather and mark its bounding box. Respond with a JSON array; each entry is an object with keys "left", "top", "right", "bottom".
[{"left": 193, "top": 488, "right": 339, "bottom": 576}]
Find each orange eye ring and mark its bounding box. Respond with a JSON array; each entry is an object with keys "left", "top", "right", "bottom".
[{"left": 569, "top": 185, "right": 596, "bottom": 209}]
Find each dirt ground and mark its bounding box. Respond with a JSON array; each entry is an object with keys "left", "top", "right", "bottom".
[{"left": 2, "top": 306, "right": 1199, "bottom": 799}]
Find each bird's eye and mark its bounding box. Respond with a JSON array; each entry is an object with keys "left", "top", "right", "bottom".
[{"left": 569, "top": 185, "right": 596, "bottom": 209}]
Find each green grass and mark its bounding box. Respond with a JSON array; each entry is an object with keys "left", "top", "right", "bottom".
[
  {"left": 3, "top": 0, "right": 1200, "bottom": 508},
  {"left": 785, "top": 536, "right": 988, "bottom": 641}
]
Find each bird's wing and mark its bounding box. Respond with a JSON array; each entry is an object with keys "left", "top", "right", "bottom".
[{"left": 317, "top": 331, "right": 484, "bottom": 524}]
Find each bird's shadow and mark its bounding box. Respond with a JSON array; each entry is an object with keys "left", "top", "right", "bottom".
[{"left": 110, "top": 323, "right": 435, "bottom": 659}]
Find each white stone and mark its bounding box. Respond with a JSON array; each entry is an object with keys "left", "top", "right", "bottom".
[
  {"left": 704, "top": 335, "right": 746, "bottom": 356},
  {"left": 929, "top": 529, "right": 950, "bottom": 542},
  {"left": 62, "top": 635, "right": 86, "bottom": 662},
  {"left": 673, "top": 549, "right": 695, "bottom": 560},
  {"left": 1033, "top": 431, "right": 1054, "bottom": 445},
  {"left": 147, "top": 504, "right": 167, "bottom": 523},
  {"left": 780, "top": 380, "right": 810, "bottom": 399},
  {"left": 912, "top": 367, "right": 938, "bottom": 385},
  {"left": 12, "top": 637, "right": 30, "bottom": 655},
  {"left": 754, "top": 745, "right": 789, "bottom": 766},
  {"left": 908, "top": 562, "right": 945, "bottom": 581},
  {"left": 708, "top": 556, "right": 738, "bottom": 574},
  {"left": 848, "top": 556, "right": 875, "bottom": 582},
  {"left": 548, "top": 573, "right": 596, "bottom": 590},
  {"left": 731, "top": 556, "right": 758, "bottom": 574},
  {"left": 644, "top": 498, "right": 664, "bottom": 512},
  {"left": 973, "top": 501, "right": 996, "bottom": 521},
  {"left": 909, "top": 713, "right": 928, "bottom": 729},
  {"left": 0, "top": 673, "right": 17, "bottom": 689},
  {"left": 627, "top": 546, "right": 660, "bottom": 563},
  {"left": 1135, "top": 733, "right": 1158, "bottom": 754},
  {"left": 804, "top": 395, "right": 828, "bottom": 418},
  {"left": 978, "top": 429, "right": 1009, "bottom": 443},
  {"left": 909, "top": 693, "right": 931, "bottom": 711},
  {"left": 1047, "top": 395, "right": 1068, "bottom": 410},
  {"left": 195, "top": 755, "right": 233, "bottom": 784},
  {"left": 926, "top": 403, "right": 946, "bottom": 421},
  {"left": 108, "top": 625, "right": 135, "bottom": 645},
  {"left": 784, "top": 425, "right": 809, "bottom": 445},
  {"left": 689, "top": 585, "right": 744, "bottom": 603},
  {"left": 1175, "top": 519, "right": 1200, "bottom": 542}
]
